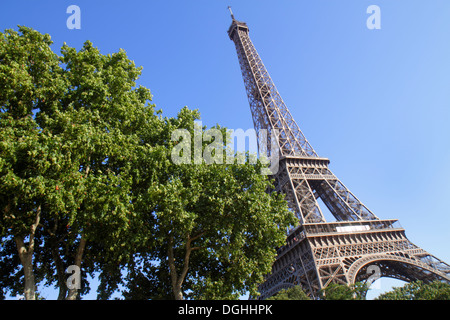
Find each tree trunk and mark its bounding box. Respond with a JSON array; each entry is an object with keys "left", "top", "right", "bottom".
[
  {"left": 66, "top": 161, "right": 90, "bottom": 300},
  {"left": 66, "top": 236, "right": 86, "bottom": 300},
  {"left": 15, "top": 237, "right": 36, "bottom": 300},
  {"left": 48, "top": 219, "right": 68, "bottom": 300},
  {"left": 51, "top": 243, "right": 67, "bottom": 300},
  {"left": 168, "top": 236, "right": 183, "bottom": 300},
  {"left": 167, "top": 232, "right": 203, "bottom": 300},
  {"left": 14, "top": 205, "right": 41, "bottom": 300}
]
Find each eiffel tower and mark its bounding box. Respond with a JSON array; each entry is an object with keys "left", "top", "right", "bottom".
[{"left": 226, "top": 8, "right": 450, "bottom": 299}]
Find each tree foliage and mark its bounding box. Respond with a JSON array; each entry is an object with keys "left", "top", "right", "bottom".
[
  {"left": 375, "top": 280, "right": 450, "bottom": 300},
  {"left": 267, "top": 286, "right": 310, "bottom": 300},
  {"left": 263, "top": 280, "right": 450, "bottom": 301},
  {"left": 319, "top": 282, "right": 368, "bottom": 300},
  {"left": 122, "top": 114, "right": 296, "bottom": 300},
  {"left": 1, "top": 25, "right": 157, "bottom": 299},
  {"left": 0, "top": 26, "right": 296, "bottom": 300}
]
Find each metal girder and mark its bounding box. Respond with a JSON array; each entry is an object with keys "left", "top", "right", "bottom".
[{"left": 227, "top": 12, "right": 450, "bottom": 299}]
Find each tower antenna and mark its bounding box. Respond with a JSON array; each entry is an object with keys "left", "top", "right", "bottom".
[{"left": 227, "top": 6, "right": 235, "bottom": 20}]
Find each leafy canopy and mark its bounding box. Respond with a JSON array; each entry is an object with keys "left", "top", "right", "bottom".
[
  {"left": 376, "top": 280, "right": 450, "bottom": 300},
  {"left": 0, "top": 26, "right": 296, "bottom": 300},
  {"left": 267, "top": 286, "right": 310, "bottom": 300}
]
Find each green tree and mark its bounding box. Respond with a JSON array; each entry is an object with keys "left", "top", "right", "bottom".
[
  {"left": 1, "top": 26, "right": 296, "bottom": 301},
  {"left": 123, "top": 112, "right": 296, "bottom": 300},
  {"left": 319, "top": 282, "right": 368, "bottom": 300},
  {"left": 267, "top": 286, "right": 310, "bottom": 300},
  {"left": 0, "top": 26, "right": 155, "bottom": 299},
  {"left": 0, "top": 26, "right": 67, "bottom": 300},
  {"left": 376, "top": 280, "right": 450, "bottom": 300}
]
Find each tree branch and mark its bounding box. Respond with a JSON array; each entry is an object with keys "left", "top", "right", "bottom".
[
  {"left": 190, "top": 230, "right": 206, "bottom": 242},
  {"left": 14, "top": 204, "right": 41, "bottom": 300},
  {"left": 177, "top": 235, "right": 192, "bottom": 290},
  {"left": 28, "top": 205, "right": 41, "bottom": 253},
  {"left": 66, "top": 234, "right": 87, "bottom": 300},
  {"left": 74, "top": 234, "right": 86, "bottom": 267},
  {"left": 167, "top": 236, "right": 179, "bottom": 298},
  {"left": 167, "top": 231, "right": 205, "bottom": 300}
]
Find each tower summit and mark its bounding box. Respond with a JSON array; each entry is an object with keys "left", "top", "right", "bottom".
[
  {"left": 227, "top": 6, "right": 235, "bottom": 20},
  {"left": 227, "top": 11, "right": 450, "bottom": 298}
]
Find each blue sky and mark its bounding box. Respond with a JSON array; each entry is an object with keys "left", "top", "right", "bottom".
[{"left": 1, "top": 0, "right": 450, "bottom": 299}]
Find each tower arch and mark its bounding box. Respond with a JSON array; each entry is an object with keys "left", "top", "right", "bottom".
[{"left": 347, "top": 254, "right": 450, "bottom": 286}]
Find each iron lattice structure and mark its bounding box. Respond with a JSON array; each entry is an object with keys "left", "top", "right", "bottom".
[{"left": 227, "top": 11, "right": 450, "bottom": 299}]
